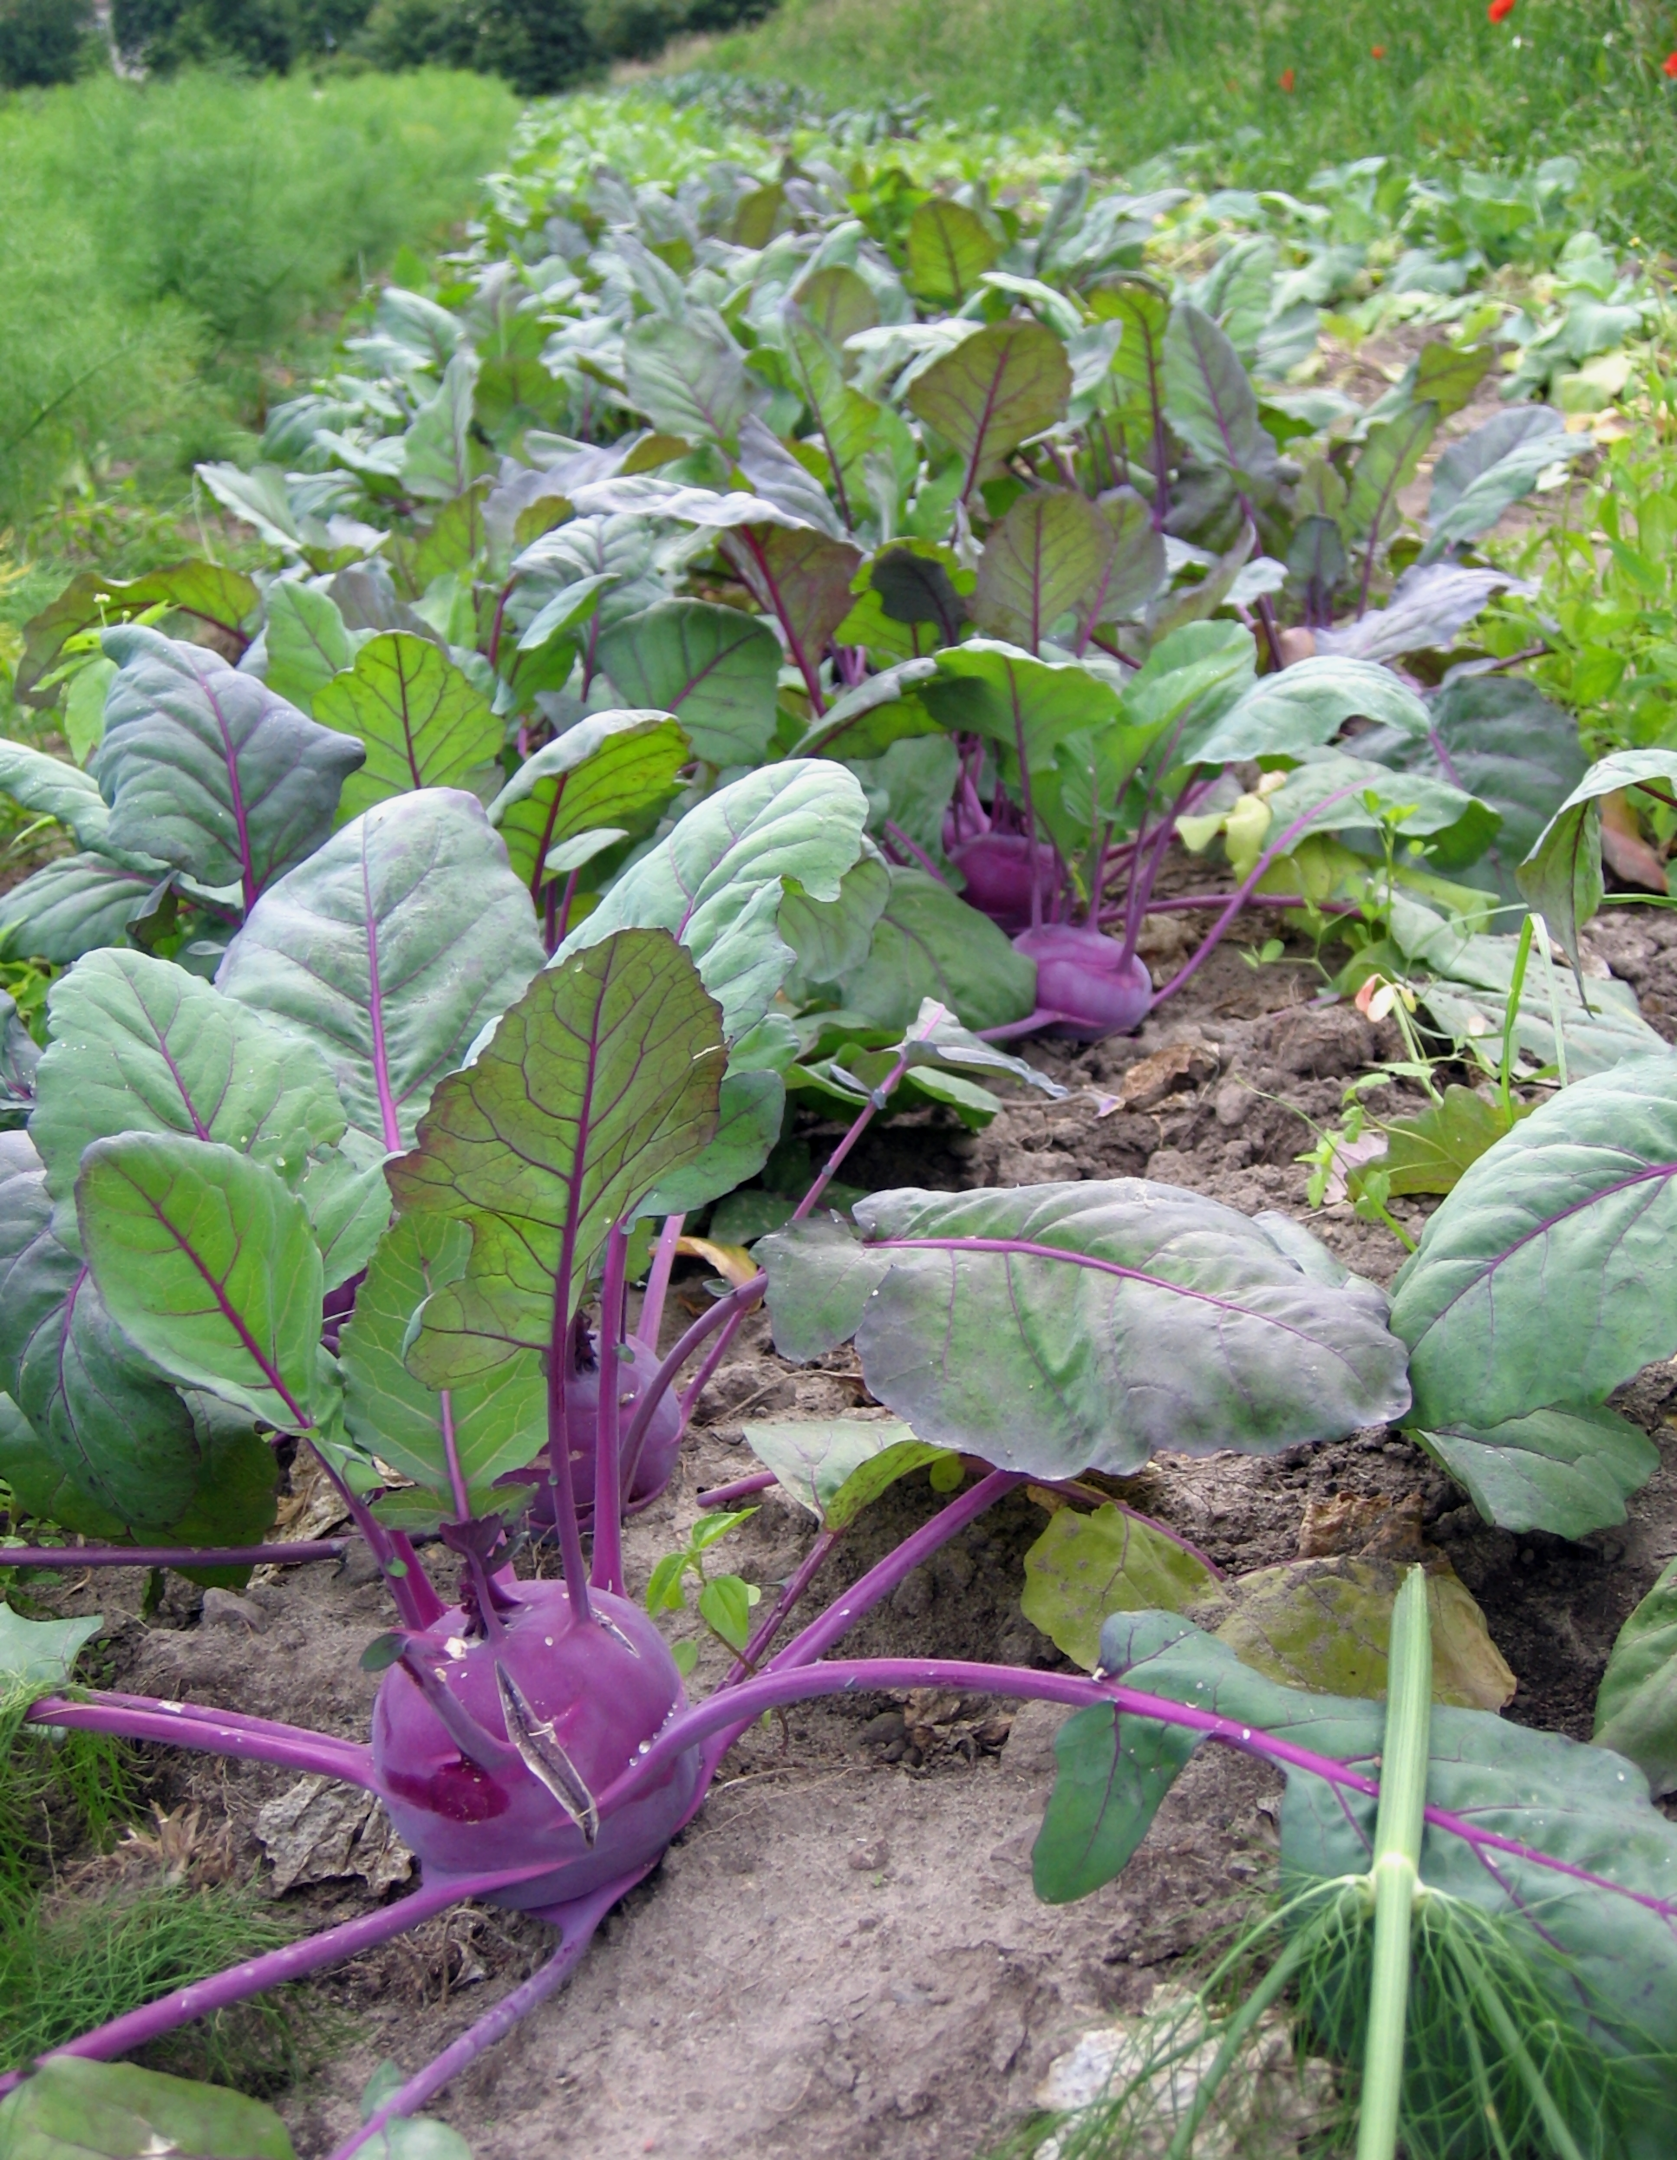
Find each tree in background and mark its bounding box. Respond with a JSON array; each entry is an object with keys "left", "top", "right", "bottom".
[{"left": 0, "top": 0, "right": 95, "bottom": 85}]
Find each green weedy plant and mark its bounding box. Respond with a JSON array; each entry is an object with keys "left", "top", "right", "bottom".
[{"left": 1005, "top": 1569, "right": 1676, "bottom": 2159}]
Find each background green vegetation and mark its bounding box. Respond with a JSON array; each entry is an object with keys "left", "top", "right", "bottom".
[
  {"left": 715, "top": 0, "right": 1677, "bottom": 237},
  {"left": 0, "top": 67, "right": 513, "bottom": 538}
]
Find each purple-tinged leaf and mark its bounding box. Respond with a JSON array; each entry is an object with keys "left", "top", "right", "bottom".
[
  {"left": 31, "top": 949, "right": 344, "bottom": 1213},
  {"left": 15, "top": 562, "right": 258, "bottom": 709},
  {"left": 95, "top": 626, "right": 364, "bottom": 908},
  {"left": 217, "top": 790, "right": 545, "bottom": 1156},
  {"left": 313, "top": 632, "right": 501, "bottom": 821},
  {"left": 390, "top": 929, "right": 724, "bottom": 1387},
  {"left": 762, "top": 1179, "right": 1410, "bottom": 1478},
  {"left": 971, "top": 489, "right": 1114, "bottom": 653},
  {"left": 488, "top": 709, "right": 689, "bottom": 899},
  {"left": 76, "top": 1134, "right": 325, "bottom": 1431},
  {"left": 1392, "top": 1052, "right": 1677, "bottom": 1432},
  {"left": 595, "top": 601, "right": 780, "bottom": 767},
  {"left": 907, "top": 321, "right": 1072, "bottom": 500}
]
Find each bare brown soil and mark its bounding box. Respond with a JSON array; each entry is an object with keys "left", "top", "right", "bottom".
[{"left": 23, "top": 906, "right": 1677, "bottom": 2160}]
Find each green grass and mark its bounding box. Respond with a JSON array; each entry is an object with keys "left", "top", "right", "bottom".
[
  {"left": 712, "top": 0, "right": 1677, "bottom": 234},
  {"left": 0, "top": 65, "right": 516, "bottom": 529},
  {"left": 0, "top": 1878, "right": 305, "bottom": 2085}
]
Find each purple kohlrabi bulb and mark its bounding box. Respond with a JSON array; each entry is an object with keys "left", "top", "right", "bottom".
[{"left": 1013, "top": 923, "right": 1153, "bottom": 1040}]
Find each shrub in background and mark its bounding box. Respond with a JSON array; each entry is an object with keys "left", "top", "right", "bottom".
[
  {"left": 110, "top": 0, "right": 374, "bottom": 73},
  {"left": 356, "top": 0, "right": 593, "bottom": 93},
  {"left": 0, "top": 0, "right": 95, "bottom": 87}
]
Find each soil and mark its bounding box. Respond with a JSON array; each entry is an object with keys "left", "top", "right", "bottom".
[{"left": 21, "top": 902, "right": 1677, "bottom": 2160}]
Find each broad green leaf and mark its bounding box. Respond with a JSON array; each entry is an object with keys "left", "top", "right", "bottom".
[
  {"left": 796, "top": 657, "right": 940, "bottom": 759},
  {"left": 65, "top": 657, "right": 115, "bottom": 765},
  {"left": 391, "top": 930, "right": 723, "bottom": 1387},
  {"left": 1085, "top": 488, "right": 1167, "bottom": 628},
  {"left": 1389, "top": 893, "right": 1666, "bottom": 1079},
  {"left": 1517, "top": 749, "right": 1677, "bottom": 972},
  {"left": 0, "top": 1600, "right": 101, "bottom": 1691},
  {"left": 782, "top": 850, "right": 891, "bottom": 990},
  {"left": 1419, "top": 1403, "right": 1658, "bottom": 1539},
  {"left": 263, "top": 581, "right": 358, "bottom": 714},
  {"left": 0, "top": 1131, "right": 222, "bottom": 1535},
  {"left": 32, "top": 950, "right": 344, "bottom": 1211},
  {"left": 1190, "top": 656, "right": 1430, "bottom": 765},
  {"left": 0, "top": 856, "right": 158, "bottom": 967},
  {"left": 76, "top": 1131, "right": 324, "bottom": 1434},
  {"left": 0, "top": 742, "right": 118, "bottom": 853},
  {"left": 971, "top": 490, "right": 1113, "bottom": 652},
  {"left": 761, "top": 1181, "right": 1411, "bottom": 1479},
  {"left": 740, "top": 1414, "right": 952, "bottom": 1529},
  {"left": 1346, "top": 401, "right": 1438, "bottom": 548},
  {"left": 340, "top": 1214, "right": 546, "bottom": 1515},
  {"left": 790, "top": 263, "right": 879, "bottom": 351},
  {"left": 95, "top": 627, "right": 364, "bottom": 903},
  {"left": 837, "top": 866, "right": 1037, "bottom": 1033},
  {"left": 1213, "top": 1555, "right": 1514, "bottom": 1711},
  {"left": 403, "top": 349, "right": 479, "bottom": 502},
  {"left": 488, "top": 710, "right": 689, "bottom": 900},
  {"left": 77, "top": 1135, "right": 325, "bottom": 1430},
  {"left": 554, "top": 760, "right": 869, "bottom": 1042},
  {"left": 512, "top": 514, "right": 665, "bottom": 637},
  {"left": 1363, "top": 1085, "right": 1528, "bottom": 1199},
  {"left": 1121, "top": 620, "right": 1256, "bottom": 771},
  {"left": 1021, "top": 1502, "right": 1214, "bottom": 1670},
  {"left": 735, "top": 411, "right": 845, "bottom": 538},
  {"left": 1162, "top": 303, "right": 1272, "bottom": 479},
  {"left": 906, "top": 198, "right": 1002, "bottom": 304},
  {"left": 1392, "top": 1052, "right": 1677, "bottom": 1431},
  {"left": 217, "top": 790, "right": 546, "bottom": 1155},
  {"left": 1031, "top": 1699, "right": 1199, "bottom": 1905},
  {"left": 907, "top": 321, "right": 1072, "bottom": 499},
  {"left": 1259, "top": 749, "right": 1497, "bottom": 867},
  {"left": 1594, "top": 1557, "right": 1677, "bottom": 1798},
  {"left": 923, "top": 641, "right": 1119, "bottom": 780},
  {"left": 15, "top": 562, "right": 259, "bottom": 709},
  {"left": 1360, "top": 673, "right": 1587, "bottom": 901},
  {"left": 1421, "top": 405, "right": 1581, "bottom": 562},
  {"left": 624, "top": 308, "right": 763, "bottom": 445},
  {"left": 313, "top": 633, "right": 501, "bottom": 820},
  {"left": 302, "top": 1145, "right": 394, "bottom": 1291},
  {"left": 0, "top": 2056, "right": 294, "bottom": 2160},
  {"left": 595, "top": 600, "right": 780, "bottom": 767},
  {"left": 636, "top": 1065, "right": 784, "bottom": 1218},
  {"left": 780, "top": 306, "right": 897, "bottom": 531}
]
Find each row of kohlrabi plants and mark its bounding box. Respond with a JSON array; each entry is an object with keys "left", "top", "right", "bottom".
[
  {"left": 0, "top": 110, "right": 1675, "bottom": 2160},
  {"left": 6, "top": 124, "right": 1672, "bottom": 1161}
]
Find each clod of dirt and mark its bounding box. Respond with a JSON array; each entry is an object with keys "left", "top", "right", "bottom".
[{"left": 255, "top": 1776, "right": 413, "bottom": 1896}]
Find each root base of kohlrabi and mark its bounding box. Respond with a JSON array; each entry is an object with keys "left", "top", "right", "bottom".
[
  {"left": 372, "top": 1578, "right": 700, "bottom": 1910},
  {"left": 1012, "top": 924, "right": 1154, "bottom": 1039}
]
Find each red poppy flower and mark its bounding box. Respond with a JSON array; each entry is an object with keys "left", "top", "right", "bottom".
[
  {"left": 1279, "top": 66, "right": 1296, "bottom": 90},
  {"left": 1665, "top": 49, "right": 1677, "bottom": 76},
  {"left": 1487, "top": 0, "right": 1516, "bottom": 21},
  {"left": 1371, "top": 43, "right": 1386, "bottom": 57}
]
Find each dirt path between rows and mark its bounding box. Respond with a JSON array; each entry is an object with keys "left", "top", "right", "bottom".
[{"left": 30, "top": 908, "right": 1677, "bottom": 2160}]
